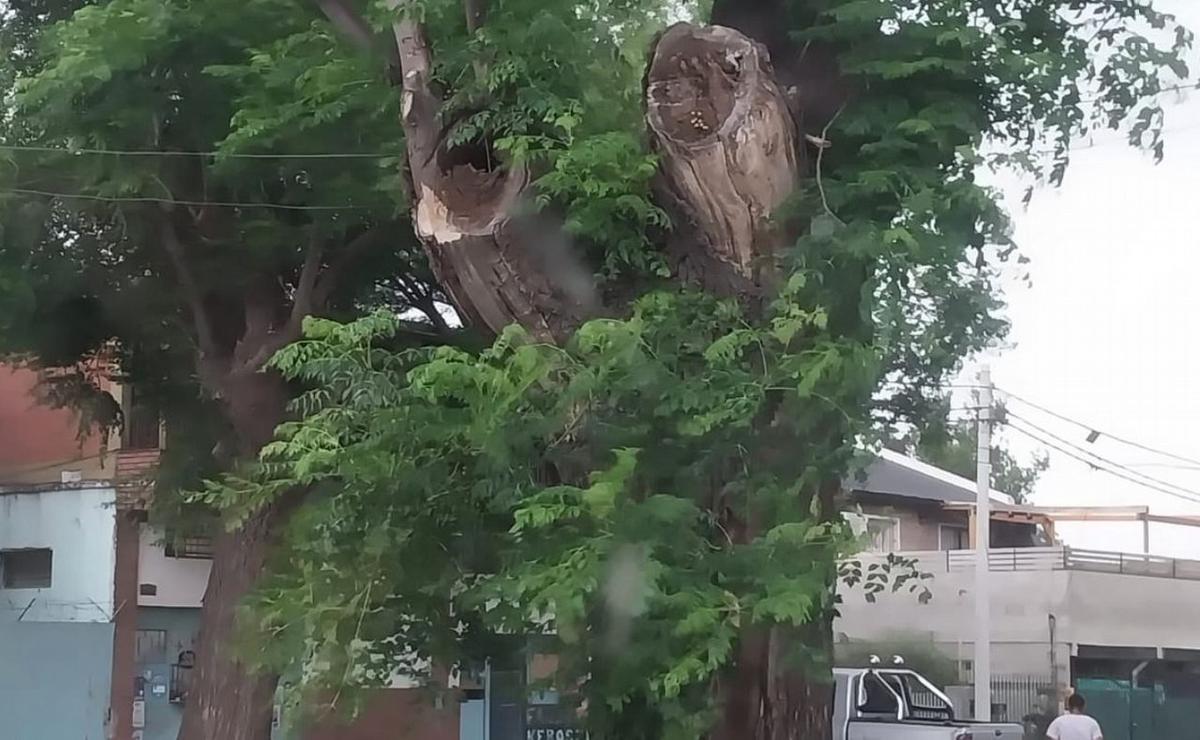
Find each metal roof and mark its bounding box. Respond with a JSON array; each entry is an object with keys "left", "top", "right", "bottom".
[{"left": 846, "top": 448, "right": 1011, "bottom": 505}]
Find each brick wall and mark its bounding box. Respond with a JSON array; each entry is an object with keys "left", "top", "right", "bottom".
[{"left": 302, "top": 689, "right": 461, "bottom": 740}]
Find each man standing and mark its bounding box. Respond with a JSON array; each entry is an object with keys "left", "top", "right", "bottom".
[{"left": 1046, "top": 692, "right": 1103, "bottom": 740}]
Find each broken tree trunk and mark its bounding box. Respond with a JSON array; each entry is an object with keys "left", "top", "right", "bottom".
[
  {"left": 381, "top": 9, "right": 834, "bottom": 739},
  {"left": 646, "top": 22, "right": 802, "bottom": 300},
  {"left": 388, "top": 3, "right": 596, "bottom": 342}
]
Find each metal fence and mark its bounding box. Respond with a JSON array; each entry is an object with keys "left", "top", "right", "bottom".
[
  {"left": 871, "top": 546, "right": 1200, "bottom": 581},
  {"left": 949, "top": 673, "right": 1054, "bottom": 724}
]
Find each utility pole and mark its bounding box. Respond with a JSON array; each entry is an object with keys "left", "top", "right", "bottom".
[{"left": 974, "top": 366, "right": 993, "bottom": 722}]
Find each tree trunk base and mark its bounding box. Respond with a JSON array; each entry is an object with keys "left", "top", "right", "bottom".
[{"left": 177, "top": 506, "right": 281, "bottom": 740}]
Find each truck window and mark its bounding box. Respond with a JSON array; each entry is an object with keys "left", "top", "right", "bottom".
[
  {"left": 886, "top": 673, "right": 955, "bottom": 721},
  {"left": 858, "top": 672, "right": 900, "bottom": 715}
]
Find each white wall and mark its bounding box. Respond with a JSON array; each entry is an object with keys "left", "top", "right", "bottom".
[
  {"left": 137, "top": 527, "right": 210, "bottom": 608},
  {"left": 0, "top": 485, "right": 116, "bottom": 623},
  {"left": 835, "top": 558, "right": 1200, "bottom": 675}
]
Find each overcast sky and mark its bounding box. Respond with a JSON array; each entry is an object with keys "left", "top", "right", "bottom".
[{"left": 965, "top": 0, "right": 1200, "bottom": 558}]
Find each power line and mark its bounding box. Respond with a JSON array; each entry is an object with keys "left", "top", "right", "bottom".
[
  {"left": 1000, "top": 388, "right": 1200, "bottom": 469},
  {"left": 0, "top": 143, "right": 391, "bottom": 159},
  {"left": 3, "top": 187, "right": 376, "bottom": 211},
  {"left": 1079, "top": 81, "right": 1200, "bottom": 104},
  {"left": 1072, "top": 120, "right": 1200, "bottom": 152},
  {"left": 1, "top": 450, "right": 108, "bottom": 477},
  {"left": 1005, "top": 410, "right": 1200, "bottom": 498},
  {"left": 1004, "top": 415, "right": 1200, "bottom": 506}
]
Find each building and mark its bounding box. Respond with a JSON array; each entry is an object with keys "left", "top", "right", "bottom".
[
  {"left": 0, "top": 363, "right": 211, "bottom": 740},
  {"left": 837, "top": 447, "right": 1200, "bottom": 723},
  {"left": 0, "top": 364, "right": 124, "bottom": 740}
]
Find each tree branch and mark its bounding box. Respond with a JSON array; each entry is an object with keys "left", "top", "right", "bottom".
[
  {"left": 160, "top": 216, "right": 219, "bottom": 361},
  {"left": 463, "top": 0, "right": 488, "bottom": 34},
  {"left": 414, "top": 292, "right": 453, "bottom": 336},
  {"left": 386, "top": 0, "right": 443, "bottom": 168},
  {"left": 289, "top": 230, "right": 325, "bottom": 332},
  {"left": 312, "top": 225, "right": 390, "bottom": 308},
  {"left": 315, "top": 0, "right": 374, "bottom": 50},
  {"left": 315, "top": 0, "right": 401, "bottom": 72}
]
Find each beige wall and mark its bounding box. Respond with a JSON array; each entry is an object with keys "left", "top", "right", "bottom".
[
  {"left": 858, "top": 502, "right": 969, "bottom": 552},
  {"left": 137, "top": 527, "right": 210, "bottom": 608}
]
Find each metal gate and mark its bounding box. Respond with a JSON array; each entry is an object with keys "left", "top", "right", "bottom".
[{"left": 1076, "top": 678, "right": 1200, "bottom": 740}]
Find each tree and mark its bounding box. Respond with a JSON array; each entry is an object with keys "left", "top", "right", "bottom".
[
  {"left": 898, "top": 403, "right": 1050, "bottom": 504},
  {"left": 0, "top": 1, "right": 451, "bottom": 737},
  {"left": 3, "top": 2, "right": 1190, "bottom": 740},
  {"left": 211, "top": 2, "right": 1187, "bottom": 740}
]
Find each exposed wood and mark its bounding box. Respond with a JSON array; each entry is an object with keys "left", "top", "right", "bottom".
[
  {"left": 385, "top": 0, "right": 595, "bottom": 342},
  {"left": 709, "top": 0, "right": 851, "bottom": 136},
  {"left": 646, "top": 23, "right": 802, "bottom": 299}
]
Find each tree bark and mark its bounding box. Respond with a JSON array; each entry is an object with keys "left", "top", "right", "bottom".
[
  {"left": 645, "top": 22, "right": 802, "bottom": 299},
  {"left": 386, "top": 0, "right": 597, "bottom": 342},
  {"left": 178, "top": 370, "right": 292, "bottom": 740},
  {"left": 178, "top": 510, "right": 281, "bottom": 740},
  {"left": 712, "top": 619, "right": 835, "bottom": 740}
]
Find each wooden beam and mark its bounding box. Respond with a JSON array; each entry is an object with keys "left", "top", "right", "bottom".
[{"left": 1143, "top": 513, "right": 1200, "bottom": 529}]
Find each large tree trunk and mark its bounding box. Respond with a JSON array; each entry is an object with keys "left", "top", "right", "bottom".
[
  {"left": 326, "top": 3, "right": 841, "bottom": 737},
  {"left": 178, "top": 370, "right": 291, "bottom": 740},
  {"left": 714, "top": 623, "right": 834, "bottom": 740},
  {"left": 179, "top": 508, "right": 281, "bottom": 740},
  {"left": 645, "top": 25, "right": 834, "bottom": 737}
]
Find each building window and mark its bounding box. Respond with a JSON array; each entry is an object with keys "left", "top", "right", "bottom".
[
  {"left": 0, "top": 548, "right": 53, "bottom": 589},
  {"left": 865, "top": 516, "right": 901, "bottom": 553},
  {"left": 164, "top": 533, "right": 214, "bottom": 560},
  {"left": 939, "top": 524, "right": 969, "bottom": 551},
  {"left": 135, "top": 629, "right": 167, "bottom": 664},
  {"left": 124, "top": 384, "right": 161, "bottom": 450}
]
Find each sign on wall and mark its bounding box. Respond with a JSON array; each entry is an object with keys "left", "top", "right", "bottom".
[{"left": 526, "top": 728, "right": 586, "bottom": 740}]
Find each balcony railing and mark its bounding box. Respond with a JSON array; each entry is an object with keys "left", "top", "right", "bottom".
[{"left": 864, "top": 546, "right": 1200, "bottom": 581}]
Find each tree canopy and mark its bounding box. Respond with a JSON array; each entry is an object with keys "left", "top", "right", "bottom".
[
  {"left": 894, "top": 402, "right": 1050, "bottom": 504},
  {"left": 1, "top": 0, "right": 1191, "bottom": 738}
]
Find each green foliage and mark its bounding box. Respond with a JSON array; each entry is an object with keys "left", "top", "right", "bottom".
[
  {"left": 533, "top": 132, "right": 670, "bottom": 279},
  {"left": 214, "top": 290, "right": 870, "bottom": 735},
  {"left": 191, "top": 0, "right": 1188, "bottom": 735},
  {"left": 5, "top": 0, "right": 1191, "bottom": 736},
  {"left": 900, "top": 402, "right": 1050, "bottom": 504},
  {"left": 0, "top": 0, "right": 434, "bottom": 504}
]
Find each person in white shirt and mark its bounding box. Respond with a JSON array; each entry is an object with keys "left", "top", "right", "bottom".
[{"left": 1047, "top": 692, "right": 1103, "bottom": 740}]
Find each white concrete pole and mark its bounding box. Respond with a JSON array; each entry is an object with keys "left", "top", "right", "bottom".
[{"left": 974, "top": 366, "right": 993, "bottom": 721}]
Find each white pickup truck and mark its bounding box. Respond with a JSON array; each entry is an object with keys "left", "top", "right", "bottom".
[{"left": 832, "top": 667, "right": 1024, "bottom": 740}]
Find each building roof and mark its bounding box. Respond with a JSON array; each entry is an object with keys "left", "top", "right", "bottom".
[{"left": 847, "top": 448, "right": 1012, "bottom": 505}]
